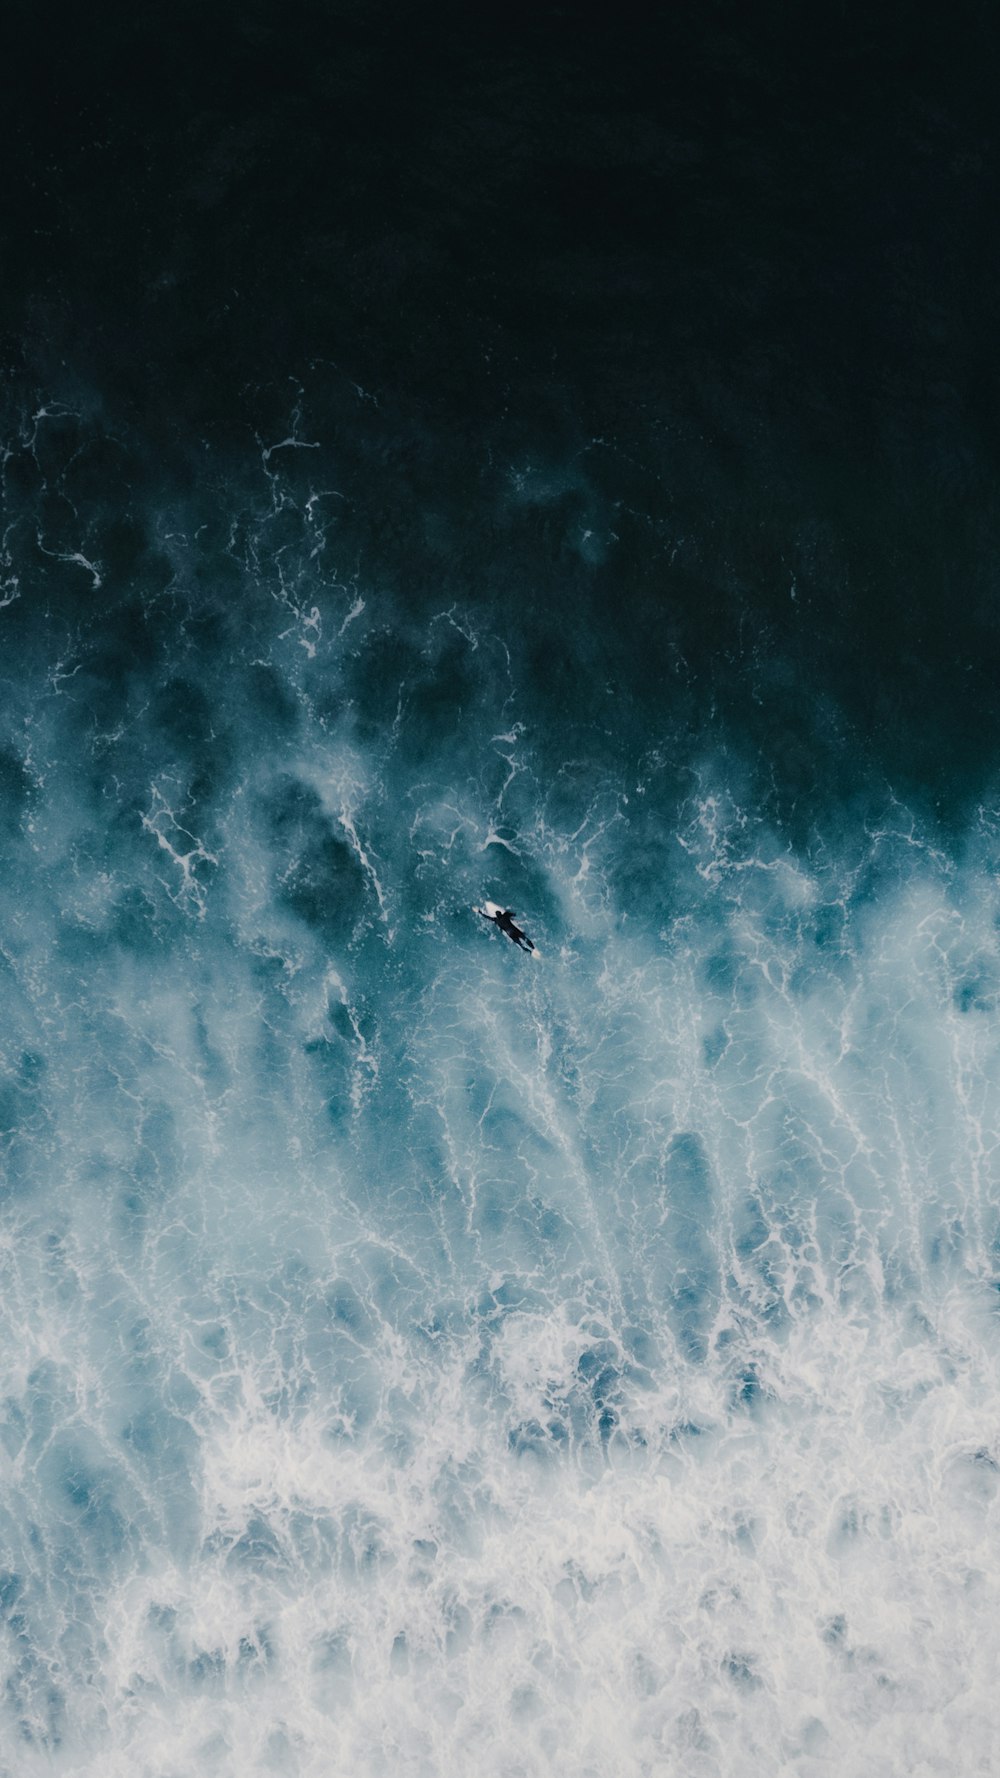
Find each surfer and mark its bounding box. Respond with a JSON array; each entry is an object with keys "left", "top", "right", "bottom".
[{"left": 477, "top": 901, "right": 535, "bottom": 952}]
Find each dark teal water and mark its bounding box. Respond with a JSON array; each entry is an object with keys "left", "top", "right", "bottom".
[{"left": 1, "top": 7, "right": 999, "bottom": 1774}]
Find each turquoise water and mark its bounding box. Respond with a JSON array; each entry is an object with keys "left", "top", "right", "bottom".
[{"left": 0, "top": 391, "right": 998, "bottom": 1776}]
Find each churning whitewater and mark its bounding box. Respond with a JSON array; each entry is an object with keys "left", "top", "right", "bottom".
[{"left": 0, "top": 398, "right": 998, "bottom": 1778}]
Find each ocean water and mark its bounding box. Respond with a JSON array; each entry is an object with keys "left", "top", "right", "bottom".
[
  {"left": 1, "top": 386, "right": 998, "bottom": 1778},
  {"left": 2, "top": 7, "right": 999, "bottom": 1774}
]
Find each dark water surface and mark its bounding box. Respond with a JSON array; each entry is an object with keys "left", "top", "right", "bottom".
[{"left": 1, "top": 6, "right": 998, "bottom": 1774}]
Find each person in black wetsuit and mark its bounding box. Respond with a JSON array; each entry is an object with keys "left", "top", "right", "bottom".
[{"left": 478, "top": 904, "right": 535, "bottom": 951}]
